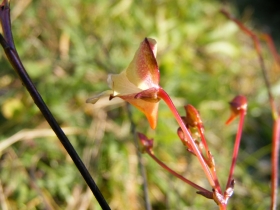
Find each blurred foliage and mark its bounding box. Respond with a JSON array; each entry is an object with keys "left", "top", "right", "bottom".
[
  {"left": 230, "top": 0, "right": 280, "bottom": 46},
  {"left": 0, "top": 0, "right": 279, "bottom": 209}
]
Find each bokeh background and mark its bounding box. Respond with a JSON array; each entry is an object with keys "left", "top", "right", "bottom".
[{"left": 0, "top": 0, "right": 279, "bottom": 209}]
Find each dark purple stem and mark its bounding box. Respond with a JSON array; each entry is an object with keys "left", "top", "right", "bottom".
[{"left": 0, "top": 2, "right": 110, "bottom": 209}]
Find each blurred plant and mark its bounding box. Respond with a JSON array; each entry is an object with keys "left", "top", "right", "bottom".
[{"left": 89, "top": 37, "right": 248, "bottom": 209}]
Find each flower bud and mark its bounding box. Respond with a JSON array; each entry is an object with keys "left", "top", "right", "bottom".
[
  {"left": 184, "top": 104, "right": 203, "bottom": 128},
  {"left": 226, "top": 95, "right": 247, "bottom": 125}
]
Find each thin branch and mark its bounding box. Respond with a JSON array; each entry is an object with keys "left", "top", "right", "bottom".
[
  {"left": 126, "top": 103, "right": 152, "bottom": 210},
  {"left": 0, "top": 2, "right": 110, "bottom": 209},
  {"left": 197, "top": 126, "right": 222, "bottom": 193},
  {"left": 261, "top": 34, "right": 280, "bottom": 65},
  {"left": 145, "top": 148, "right": 212, "bottom": 196},
  {"left": 0, "top": 127, "right": 82, "bottom": 153},
  {"left": 271, "top": 118, "right": 280, "bottom": 210}
]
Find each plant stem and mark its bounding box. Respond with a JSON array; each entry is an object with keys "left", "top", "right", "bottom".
[
  {"left": 225, "top": 109, "right": 246, "bottom": 190},
  {"left": 198, "top": 126, "right": 222, "bottom": 193},
  {"left": 126, "top": 104, "right": 152, "bottom": 210},
  {"left": 219, "top": 203, "right": 227, "bottom": 210},
  {"left": 0, "top": 35, "right": 111, "bottom": 210},
  {"left": 158, "top": 88, "right": 216, "bottom": 189},
  {"left": 270, "top": 118, "right": 280, "bottom": 210},
  {"left": 146, "top": 149, "right": 211, "bottom": 195},
  {"left": 197, "top": 126, "right": 210, "bottom": 157},
  {"left": 262, "top": 34, "right": 280, "bottom": 65}
]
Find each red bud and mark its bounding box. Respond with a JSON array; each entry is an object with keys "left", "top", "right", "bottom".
[
  {"left": 137, "top": 132, "right": 154, "bottom": 152},
  {"left": 226, "top": 95, "right": 247, "bottom": 125},
  {"left": 184, "top": 104, "right": 203, "bottom": 127}
]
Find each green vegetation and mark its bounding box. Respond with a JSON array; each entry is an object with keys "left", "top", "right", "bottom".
[{"left": 0, "top": 0, "right": 278, "bottom": 209}]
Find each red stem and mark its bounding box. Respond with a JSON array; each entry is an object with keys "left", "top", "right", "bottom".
[
  {"left": 262, "top": 34, "right": 280, "bottom": 65},
  {"left": 197, "top": 125, "right": 210, "bottom": 156},
  {"left": 158, "top": 88, "right": 216, "bottom": 189},
  {"left": 221, "top": 9, "right": 279, "bottom": 208},
  {"left": 270, "top": 118, "right": 280, "bottom": 210},
  {"left": 198, "top": 126, "right": 222, "bottom": 193},
  {"left": 219, "top": 203, "right": 227, "bottom": 210},
  {"left": 225, "top": 109, "right": 246, "bottom": 190},
  {"left": 146, "top": 149, "right": 211, "bottom": 194}
]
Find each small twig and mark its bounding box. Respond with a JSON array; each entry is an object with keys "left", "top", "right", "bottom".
[
  {"left": 261, "top": 32, "right": 280, "bottom": 210},
  {"left": 197, "top": 126, "right": 222, "bottom": 193},
  {"left": 271, "top": 118, "right": 280, "bottom": 210},
  {"left": 145, "top": 148, "right": 212, "bottom": 196},
  {"left": 261, "top": 34, "right": 280, "bottom": 65},
  {"left": 126, "top": 103, "right": 152, "bottom": 210},
  {"left": 0, "top": 127, "right": 82, "bottom": 153}
]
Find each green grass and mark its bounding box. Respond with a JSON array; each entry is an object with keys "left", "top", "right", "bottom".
[{"left": 0, "top": 0, "right": 279, "bottom": 209}]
